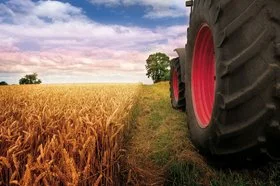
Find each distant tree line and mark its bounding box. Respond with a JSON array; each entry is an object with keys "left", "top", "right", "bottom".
[
  {"left": 0, "top": 81, "right": 8, "bottom": 86},
  {"left": 0, "top": 73, "right": 42, "bottom": 86},
  {"left": 19, "top": 73, "right": 42, "bottom": 85}
]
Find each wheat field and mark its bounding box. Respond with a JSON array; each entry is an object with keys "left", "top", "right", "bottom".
[{"left": 0, "top": 84, "right": 141, "bottom": 186}]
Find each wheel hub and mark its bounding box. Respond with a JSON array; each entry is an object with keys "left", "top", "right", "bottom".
[{"left": 191, "top": 24, "right": 216, "bottom": 128}]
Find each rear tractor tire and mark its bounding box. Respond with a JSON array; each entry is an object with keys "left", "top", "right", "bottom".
[
  {"left": 170, "top": 58, "right": 186, "bottom": 111},
  {"left": 185, "top": 0, "right": 280, "bottom": 159}
]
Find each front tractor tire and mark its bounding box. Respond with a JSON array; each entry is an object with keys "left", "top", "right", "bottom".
[
  {"left": 186, "top": 0, "right": 280, "bottom": 159},
  {"left": 170, "top": 58, "right": 186, "bottom": 111}
]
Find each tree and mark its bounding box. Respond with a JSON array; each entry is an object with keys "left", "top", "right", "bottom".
[
  {"left": 0, "top": 81, "right": 8, "bottom": 86},
  {"left": 19, "top": 73, "right": 42, "bottom": 85},
  {"left": 145, "top": 52, "right": 170, "bottom": 83}
]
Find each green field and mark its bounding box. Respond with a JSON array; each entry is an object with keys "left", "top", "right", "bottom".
[{"left": 125, "top": 82, "right": 280, "bottom": 186}]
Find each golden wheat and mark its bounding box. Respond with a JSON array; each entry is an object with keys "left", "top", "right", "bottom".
[{"left": 0, "top": 84, "right": 141, "bottom": 185}]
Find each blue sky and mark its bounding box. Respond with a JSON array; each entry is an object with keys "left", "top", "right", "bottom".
[
  {"left": 0, "top": 0, "right": 190, "bottom": 84},
  {"left": 60, "top": 0, "right": 188, "bottom": 28}
]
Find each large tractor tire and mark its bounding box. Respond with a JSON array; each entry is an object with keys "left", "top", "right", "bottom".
[
  {"left": 185, "top": 0, "right": 280, "bottom": 159},
  {"left": 170, "top": 58, "right": 186, "bottom": 110}
]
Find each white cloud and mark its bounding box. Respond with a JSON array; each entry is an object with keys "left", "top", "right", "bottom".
[
  {"left": 0, "top": 0, "right": 188, "bottom": 84},
  {"left": 0, "top": 0, "right": 85, "bottom": 25},
  {"left": 33, "top": 1, "right": 84, "bottom": 22},
  {"left": 89, "top": 0, "right": 189, "bottom": 19},
  {"left": 144, "top": 7, "right": 185, "bottom": 19}
]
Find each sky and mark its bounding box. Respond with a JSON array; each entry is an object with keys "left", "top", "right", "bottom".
[{"left": 0, "top": 0, "right": 190, "bottom": 84}]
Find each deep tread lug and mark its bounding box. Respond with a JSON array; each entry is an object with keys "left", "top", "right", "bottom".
[
  {"left": 276, "top": 84, "right": 280, "bottom": 98},
  {"left": 217, "top": 0, "right": 264, "bottom": 47},
  {"left": 221, "top": 29, "right": 272, "bottom": 77},
  {"left": 224, "top": 68, "right": 274, "bottom": 109},
  {"left": 214, "top": 4, "right": 221, "bottom": 23},
  {"left": 275, "top": 42, "right": 280, "bottom": 57}
]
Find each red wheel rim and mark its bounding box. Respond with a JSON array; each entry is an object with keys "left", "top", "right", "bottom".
[
  {"left": 191, "top": 24, "right": 216, "bottom": 128},
  {"left": 173, "top": 70, "right": 179, "bottom": 102}
]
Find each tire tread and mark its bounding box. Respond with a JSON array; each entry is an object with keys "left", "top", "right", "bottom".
[{"left": 186, "top": 0, "right": 280, "bottom": 159}]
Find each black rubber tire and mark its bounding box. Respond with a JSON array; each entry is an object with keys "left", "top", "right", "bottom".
[
  {"left": 170, "top": 58, "right": 186, "bottom": 111},
  {"left": 185, "top": 0, "right": 280, "bottom": 159}
]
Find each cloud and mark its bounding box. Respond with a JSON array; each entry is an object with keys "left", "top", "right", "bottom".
[
  {"left": 144, "top": 7, "right": 185, "bottom": 19},
  {"left": 0, "top": 0, "right": 188, "bottom": 84},
  {"left": 89, "top": 0, "right": 189, "bottom": 19},
  {"left": 0, "top": 0, "right": 85, "bottom": 24},
  {"left": 89, "top": 0, "right": 120, "bottom": 6},
  {"left": 33, "top": 1, "right": 84, "bottom": 22}
]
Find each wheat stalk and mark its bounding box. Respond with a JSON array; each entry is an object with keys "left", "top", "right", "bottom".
[{"left": 0, "top": 84, "right": 140, "bottom": 185}]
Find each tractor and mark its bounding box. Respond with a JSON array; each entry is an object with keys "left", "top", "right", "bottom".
[{"left": 170, "top": 0, "right": 280, "bottom": 159}]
